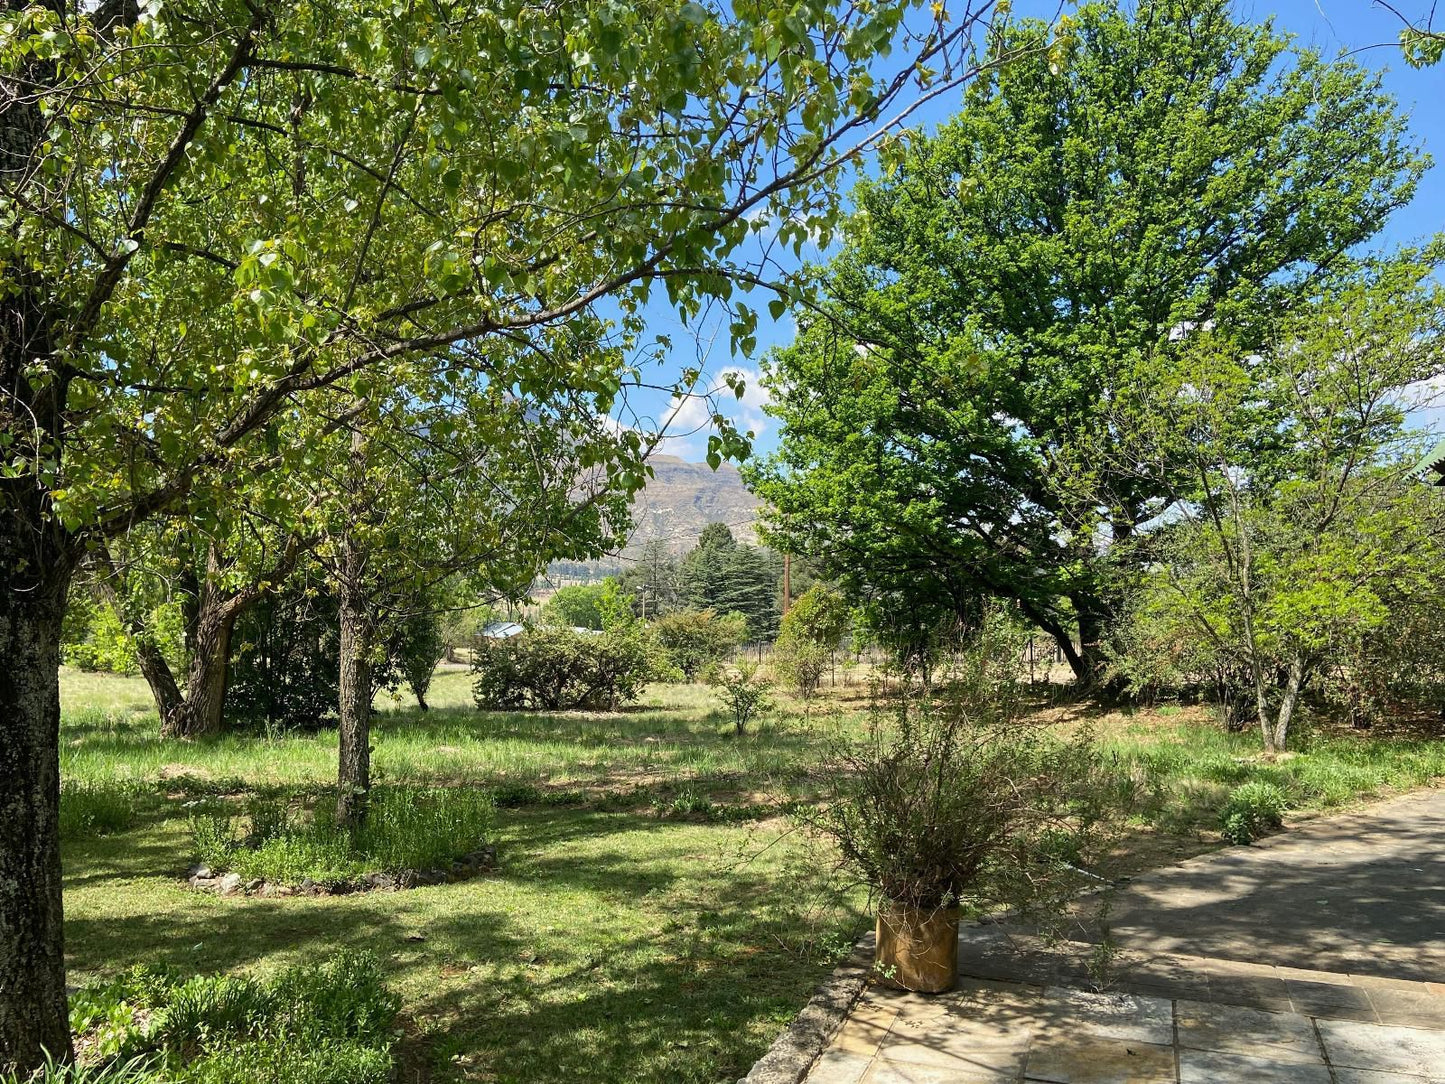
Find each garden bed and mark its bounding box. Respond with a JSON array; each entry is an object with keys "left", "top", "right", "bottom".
[{"left": 185, "top": 844, "right": 497, "bottom": 897}]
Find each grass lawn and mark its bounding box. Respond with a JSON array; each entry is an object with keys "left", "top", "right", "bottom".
[{"left": 58, "top": 667, "right": 1445, "bottom": 1083}]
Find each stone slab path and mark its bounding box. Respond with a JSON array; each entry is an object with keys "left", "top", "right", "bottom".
[{"left": 800, "top": 788, "right": 1445, "bottom": 1084}]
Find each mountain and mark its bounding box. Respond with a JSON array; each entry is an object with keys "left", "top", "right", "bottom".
[
  {"left": 547, "top": 455, "right": 762, "bottom": 583},
  {"left": 623, "top": 454, "right": 762, "bottom": 553}
]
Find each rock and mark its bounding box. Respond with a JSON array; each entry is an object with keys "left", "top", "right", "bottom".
[
  {"left": 245, "top": 879, "right": 263, "bottom": 893},
  {"left": 399, "top": 869, "right": 419, "bottom": 889},
  {"left": 271, "top": 884, "right": 295, "bottom": 897},
  {"left": 463, "top": 847, "right": 497, "bottom": 871},
  {"left": 299, "top": 877, "right": 321, "bottom": 896},
  {"left": 363, "top": 871, "right": 398, "bottom": 891},
  {"left": 189, "top": 875, "right": 219, "bottom": 891},
  {"left": 218, "top": 873, "right": 244, "bottom": 897},
  {"left": 187, "top": 864, "right": 213, "bottom": 880}
]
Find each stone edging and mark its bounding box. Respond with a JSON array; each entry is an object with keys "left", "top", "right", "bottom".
[
  {"left": 186, "top": 846, "right": 497, "bottom": 898},
  {"left": 740, "top": 929, "right": 876, "bottom": 1084}
]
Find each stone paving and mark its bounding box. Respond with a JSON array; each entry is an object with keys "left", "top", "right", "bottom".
[{"left": 801, "top": 789, "right": 1445, "bottom": 1084}]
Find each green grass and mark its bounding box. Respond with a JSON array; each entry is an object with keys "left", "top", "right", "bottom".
[
  {"left": 56, "top": 671, "right": 1445, "bottom": 1083},
  {"left": 189, "top": 788, "right": 497, "bottom": 885}
]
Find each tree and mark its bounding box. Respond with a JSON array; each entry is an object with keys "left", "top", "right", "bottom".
[
  {"left": 749, "top": 0, "right": 1424, "bottom": 689},
  {"left": 681, "top": 523, "right": 784, "bottom": 640},
  {"left": 653, "top": 607, "right": 747, "bottom": 679},
  {"left": 1110, "top": 260, "right": 1445, "bottom": 752},
  {"left": 4, "top": 0, "right": 998, "bottom": 1057},
  {"left": 542, "top": 584, "right": 611, "bottom": 631},
  {"left": 616, "top": 539, "right": 685, "bottom": 618},
  {"left": 772, "top": 582, "right": 849, "bottom": 695}
]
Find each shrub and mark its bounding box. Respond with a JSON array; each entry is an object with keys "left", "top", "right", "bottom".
[
  {"left": 61, "top": 591, "right": 139, "bottom": 675},
  {"left": 803, "top": 611, "right": 1114, "bottom": 914},
  {"left": 152, "top": 975, "right": 275, "bottom": 1050},
  {"left": 266, "top": 951, "right": 401, "bottom": 1046},
  {"left": 189, "top": 812, "right": 239, "bottom": 873},
  {"left": 1219, "top": 781, "right": 1286, "bottom": 844},
  {"left": 228, "top": 582, "right": 341, "bottom": 733},
  {"left": 770, "top": 633, "right": 830, "bottom": 699},
  {"left": 472, "top": 623, "right": 659, "bottom": 710},
  {"left": 651, "top": 608, "right": 747, "bottom": 680},
  {"left": 707, "top": 661, "right": 773, "bottom": 735},
  {"left": 383, "top": 610, "right": 446, "bottom": 711},
  {"left": 49, "top": 953, "right": 400, "bottom": 1084}
]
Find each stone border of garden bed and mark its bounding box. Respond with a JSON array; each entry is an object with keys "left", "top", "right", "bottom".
[
  {"left": 739, "top": 928, "right": 876, "bottom": 1084},
  {"left": 186, "top": 846, "right": 497, "bottom": 898}
]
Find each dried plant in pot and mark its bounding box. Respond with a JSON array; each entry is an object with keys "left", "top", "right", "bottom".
[{"left": 805, "top": 613, "right": 1113, "bottom": 993}]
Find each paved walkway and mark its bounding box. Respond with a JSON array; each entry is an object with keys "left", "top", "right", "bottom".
[{"left": 802, "top": 788, "right": 1445, "bottom": 1084}]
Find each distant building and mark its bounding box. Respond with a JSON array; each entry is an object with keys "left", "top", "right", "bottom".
[
  {"left": 1417, "top": 439, "right": 1445, "bottom": 487},
  {"left": 479, "top": 621, "right": 526, "bottom": 640}
]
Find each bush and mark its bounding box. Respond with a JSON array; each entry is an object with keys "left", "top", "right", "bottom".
[
  {"left": 651, "top": 608, "right": 747, "bottom": 680},
  {"left": 803, "top": 611, "right": 1114, "bottom": 914},
  {"left": 227, "top": 583, "right": 341, "bottom": 733},
  {"left": 770, "top": 633, "right": 830, "bottom": 699},
  {"left": 42, "top": 953, "right": 400, "bottom": 1084},
  {"left": 384, "top": 611, "right": 446, "bottom": 711},
  {"left": 472, "top": 623, "right": 659, "bottom": 710},
  {"left": 707, "top": 662, "right": 772, "bottom": 735},
  {"left": 1219, "top": 781, "right": 1286, "bottom": 844}
]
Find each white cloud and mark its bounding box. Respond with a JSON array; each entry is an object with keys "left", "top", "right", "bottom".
[{"left": 656, "top": 365, "right": 772, "bottom": 459}]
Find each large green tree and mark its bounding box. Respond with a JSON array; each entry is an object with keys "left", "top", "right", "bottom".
[
  {"left": 0, "top": 0, "right": 998, "bottom": 1066},
  {"left": 749, "top": 0, "right": 1424, "bottom": 686}
]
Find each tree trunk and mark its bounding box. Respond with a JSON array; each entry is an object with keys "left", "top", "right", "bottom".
[
  {"left": 93, "top": 552, "right": 184, "bottom": 727},
  {"left": 136, "top": 639, "right": 185, "bottom": 727},
  {"left": 165, "top": 599, "right": 239, "bottom": 739},
  {"left": 336, "top": 576, "right": 373, "bottom": 829},
  {"left": 0, "top": 536, "right": 74, "bottom": 1072},
  {"left": 160, "top": 539, "right": 306, "bottom": 739},
  {"left": 1271, "top": 653, "right": 1307, "bottom": 753}
]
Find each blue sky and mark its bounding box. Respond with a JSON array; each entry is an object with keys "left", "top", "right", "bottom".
[{"left": 628, "top": 0, "right": 1444, "bottom": 461}]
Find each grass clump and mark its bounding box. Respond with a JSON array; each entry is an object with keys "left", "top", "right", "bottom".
[
  {"left": 1219, "top": 781, "right": 1287, "bottom": 844},
  {"left": 13, "top": 953, "right": 401, "bottom": 1084},
  {"left": 61, "top": 778, "right": 144, "bottom": 839},
  {"left": 188, "top": 787, "right": 494, "bottom": 886}
]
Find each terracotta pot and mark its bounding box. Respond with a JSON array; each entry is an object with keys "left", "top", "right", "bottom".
[{"left": 874, "top": 902, "right": 959, "bottom": 993}]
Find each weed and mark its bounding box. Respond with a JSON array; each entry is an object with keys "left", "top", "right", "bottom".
[{"left": 1219, "top": 781, "right": 1287, "bottom": 844}]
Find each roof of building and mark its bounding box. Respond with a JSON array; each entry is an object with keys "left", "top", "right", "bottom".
[
  {"left": 479, "top": 621, "right": 526, "bottom": 639},
  {"left": 1416, "top": 439, "right": 1445, "bottom": 487}
]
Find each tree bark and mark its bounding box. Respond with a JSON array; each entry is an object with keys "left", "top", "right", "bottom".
[
  {"left": 93, "top": 550, "right": 184, "bottom": 727},
  {"left": 1271, "top": 652, "right": 1308, "bottom": 753},
  {"left": 165, "top": 597, "right": 240, "bottom": 739},
  {"left": 160, "top": 539, "right": 307, "bottom": 739},
  {"left": 0, "top": 533, "right": 74, "bottom": 1071},
  {"left": 336, "top": 570, "right": 373, "bottom": 829},
  {"left": 335, "top": 427, "right": 373, "bottom": 829}
]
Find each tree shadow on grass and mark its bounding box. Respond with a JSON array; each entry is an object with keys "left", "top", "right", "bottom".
[{"left": 63, "top": 808, "right": 858, "bottom": 1084}]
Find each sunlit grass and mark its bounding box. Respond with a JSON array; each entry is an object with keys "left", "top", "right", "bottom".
[{"left": 56, "top": 668, "right": 1445, "bottom": 1083}]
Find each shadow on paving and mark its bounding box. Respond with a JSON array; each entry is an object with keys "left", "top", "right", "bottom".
[{"left": 1071, "top": 788, "right": 1445, "bottom": 983}]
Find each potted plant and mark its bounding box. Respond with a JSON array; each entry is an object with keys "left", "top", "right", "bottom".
[{"left": 807, "top": 612, "right": 1109, "bottom": 993}]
